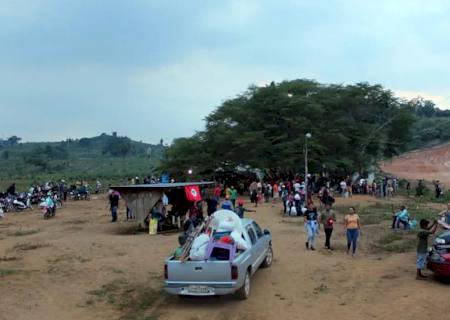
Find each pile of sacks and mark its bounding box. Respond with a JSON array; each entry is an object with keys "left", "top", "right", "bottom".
[{"left": 189, "top": 210, "right": 249, "bottom": 261}]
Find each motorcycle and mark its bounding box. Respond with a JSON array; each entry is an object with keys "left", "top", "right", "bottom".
[{"left": 40, "top": 200, "right": 56, "bottom": 219}]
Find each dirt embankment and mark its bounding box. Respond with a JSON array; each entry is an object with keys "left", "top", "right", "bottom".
[{"left": 381, "top": 142, "right": 450, "bottom": 186}]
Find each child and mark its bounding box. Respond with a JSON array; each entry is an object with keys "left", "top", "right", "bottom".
[
  {"left": 235, "top": 199, "right": 255, "bottom": 219},
  {"left": 416, "top": 219, "right": 438, "bottom": 280}
]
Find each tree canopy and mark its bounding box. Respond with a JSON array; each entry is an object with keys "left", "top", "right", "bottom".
[{"left": 161, "top": 79, "right": 417, "bottom": 177}]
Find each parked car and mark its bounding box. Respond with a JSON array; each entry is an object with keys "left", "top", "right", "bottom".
[
  {"left": 164, "top": 218, "right": 273, "bottom": 299},
  {"left": 427, "top": 230, "right": 450, "bottom": 278}
]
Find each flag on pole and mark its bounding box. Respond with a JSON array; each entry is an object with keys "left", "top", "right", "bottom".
[{"left": 185, "top": 185, "right": 201, "bottom": 202}]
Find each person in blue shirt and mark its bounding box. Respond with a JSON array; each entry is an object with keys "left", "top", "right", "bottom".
[
  {"left": 221, "top": 196, "right": 234, "bottom": 211},
  {"left": 438, "top": 203, "right": 450, "bottom": 228},
  {"left": 395, "top": 206, "right": 410, "bottom": 229}
]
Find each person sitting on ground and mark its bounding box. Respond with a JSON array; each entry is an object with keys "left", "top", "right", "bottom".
[
  {"left": 416, "top": 219, "right": 438, "bottom": 280},
  {"left": 235, "top": 199, "right": 255, "bottom": 219},
  {"left": 392, "top": 205, "right": 405, "bottom": 229},
  {"left": 438, "top": 203, "right": 450, "bottom": 228},
  {"left": 395, "top": 206, "right": 410, "bottom": 229}
]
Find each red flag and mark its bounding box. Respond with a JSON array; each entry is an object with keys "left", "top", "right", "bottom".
[{"left": 185, "top": 185, "right": 201, "bottom": 202}]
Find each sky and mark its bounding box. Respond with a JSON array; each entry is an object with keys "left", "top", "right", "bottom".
[{"left": 1, "top": 0, "right": 450, "bottom": 143}]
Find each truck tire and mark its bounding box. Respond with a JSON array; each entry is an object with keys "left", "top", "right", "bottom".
[
  {"left": 261, "top": 246, "right": 273, "bottom": 268},
  {"left": 235, "top": 271, "right": 251, "bottom": 300}
]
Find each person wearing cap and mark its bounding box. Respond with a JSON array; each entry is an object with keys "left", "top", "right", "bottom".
[{"left": 235, "top": 199, "right": 255, "bottom": 218}]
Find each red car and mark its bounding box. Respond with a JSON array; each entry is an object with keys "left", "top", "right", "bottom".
[{"left": 427, "top": 231, "right": 450, "bottom": 278}]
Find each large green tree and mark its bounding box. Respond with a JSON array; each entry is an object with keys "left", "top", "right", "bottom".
[{"left": 161, "top": 79, "right": 416, "bottom": 177}]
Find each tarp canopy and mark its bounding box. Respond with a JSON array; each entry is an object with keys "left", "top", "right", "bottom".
[{"left": 111, "top": 182, "right": 214, "bottom": 227}]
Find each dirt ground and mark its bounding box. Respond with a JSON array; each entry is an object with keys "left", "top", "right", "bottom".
[
  {"left": 380, "top": 142, "right": 450, "bottom": 186},
  {"left": 1, "top": 196, "right": 449, "bottom": 320}
]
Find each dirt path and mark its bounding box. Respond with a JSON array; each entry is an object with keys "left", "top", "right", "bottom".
[{"left": 0, "top": 196, "right": 448, "bottom": 320}]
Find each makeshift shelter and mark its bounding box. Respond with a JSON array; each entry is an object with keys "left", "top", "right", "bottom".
[{"left": 111, "top": 182, "right": 214, "bottom": 227}]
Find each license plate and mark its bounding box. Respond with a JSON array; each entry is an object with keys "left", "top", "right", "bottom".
[{"left": 188, "top": 285, "right": 211, "bottom": 294}]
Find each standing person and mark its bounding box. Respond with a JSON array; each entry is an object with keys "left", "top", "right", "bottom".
[
  {"left": 281, "top": 186, "right": 289, "bottom": 214},
  {"left": 294, "top": 192, "right": 301, "bottom": 214},
  {"left": 235, "top": 199, "right": 255, "bottom": 218},
  {"left": 304, "top": 203, "right": 319, "bottom": 250},
  {"left": 264, "top": 184, "right": 271, "bottom": 203},
  {"left": 251, "top": 189, "right": 258, "bottom": 208},
  {"left": 206, "top": 196, "right": 218, "bottom": 216},
  {"left": 344, "top": 207, "right": 361, "bottom": 257},
  {"left": 249, "top": 181, "right": 257, "bottom": 203},
  {"left": 416, "top": 219, "right": 438, "bottom": 279},
  {"left": 230, "top": 186, "right": 238, "bottom": 208},
  {"left": 109, "top": 190, "right": 120, "bottom": 222},
  {"left": 272, "top": 183, "right": 279, "bottom": 206},
  {"left": 95, "top": 179, "right": 102, "bottom": 194},
  {"left": 320, "top": 204, "right": 337, "bottom": 250},
  {"left": 225, "top": 186, "right": 232, "bottom": 199},
  {"left": 214, "top": 184, "right": 222, "bottom": 203},
  {"left": 58, "top": 180, "right": 65, "bottom": 202},
  {"left": 6, "top": 183, "right": 16, "bottom": 196},
  {"left": 340, "top": 180, "right": 347, "bottom": 197},
  {"left": 221, "top": 196, "right": 234, "bottom": 211}
]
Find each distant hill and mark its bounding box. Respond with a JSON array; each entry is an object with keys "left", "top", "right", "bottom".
[{"left": 0, "top": 133, "right": 166, "bottom": 190}]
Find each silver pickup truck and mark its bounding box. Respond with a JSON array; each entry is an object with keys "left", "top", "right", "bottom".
[{"left": 164, "top": 218, "right": 273, "bottom": 299}]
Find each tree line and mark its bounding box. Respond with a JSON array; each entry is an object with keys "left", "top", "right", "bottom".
[{"left": 161, "top": 79, "right": 443, "bottom": 178}]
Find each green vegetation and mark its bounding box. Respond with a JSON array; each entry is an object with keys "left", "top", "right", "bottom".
[
  {"left": 0, "top": 268, "right": 19, "bottom": 277},
  {"left": 334, "top": 199, "right": 440, "bottom": 254},
  {"left": 161, "top": 79, "right": 450, "bottom": 178},
  {"left": 86, "top": 278, "right": 163, "bottom": 320},
  {"left": 162, "top": 80, "right": 418, "bottom": 177},
  {"left": 0, "top": 133, "right": 165, "bottom": 190},
  {"left": 8, "top": 229, "right": 40, "bottom": 237}
]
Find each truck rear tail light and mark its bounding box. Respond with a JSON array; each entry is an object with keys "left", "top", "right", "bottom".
[
  {"left": 164, "top": 264, "right": 168, "bottom": 279},
  {"left": 231, "top": 265, "right": 238, "bottom": 280}
]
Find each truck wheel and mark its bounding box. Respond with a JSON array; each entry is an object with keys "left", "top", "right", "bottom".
[
  {"left": 235, "top": 271, "right": 251, "bottom": 300},
  {"left": 261, "top": 246, "right": 273, "bottom": 268}
]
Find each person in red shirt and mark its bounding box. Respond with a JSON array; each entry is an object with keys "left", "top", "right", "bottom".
[
  {"left": 214, "top": 184, "right": 222, "bottom": 202},
  {"left": 272, "top": 183, "right": 279, "bottom": 206}
]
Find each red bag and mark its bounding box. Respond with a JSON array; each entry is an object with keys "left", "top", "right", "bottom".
[{"left": 185, "top": 185, "right": 202, "bottom": 202}]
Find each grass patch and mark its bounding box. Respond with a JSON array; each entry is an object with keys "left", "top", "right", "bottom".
[
  {"left": 13, "top": 242, "right": 50, "bottom": 251},
  {"left": 86, "top": 278, "right": 164, "bottom": 320},
  {"left": 8, "top": 229, "right": 40, "bottom": 237},
  {"left": 0, "top": 268, "right": 19, "bottom": 277},
  {"left": 47, "top": 254, "right": 91, "bottom": 274},
  {"left": 64, "top": 219, "right": 88, "bottom": 225},
  {"left": 368, "top": 230, "right": 417, "bottom": 253}
]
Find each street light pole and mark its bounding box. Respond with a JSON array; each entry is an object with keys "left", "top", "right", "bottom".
[{"left": 305, "top": 133, "right": 312, "bottom": 204}]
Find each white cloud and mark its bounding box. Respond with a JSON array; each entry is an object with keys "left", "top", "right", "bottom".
[{"left": 395, "top": 90, "right": 450, "bottom": 109}]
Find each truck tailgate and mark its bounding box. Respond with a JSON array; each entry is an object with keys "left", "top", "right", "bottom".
[{"left": 167, "top": 260, "right": 232, "bottom": 283}]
